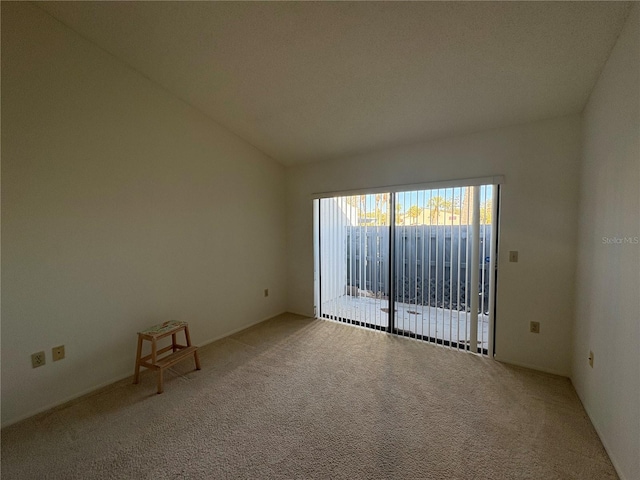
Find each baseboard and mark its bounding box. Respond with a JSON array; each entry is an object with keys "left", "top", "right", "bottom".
[
  {"left": 1, "top": 310, "right": 290, "bottom": 430},
  {"left": 1, "top": 371, "right": 133, "bottom": 429},
  {"left": 197, "top": 310, "right": 289, "bottom": 348},
  {"left": 284, "top": 310, "right": 315, "bottom": 319},
  {"left": 570, "top": 378, "right": 632, "bottom": 480},
  {"left": 493, "top": 356, "right": 570, "bottom": 378}
]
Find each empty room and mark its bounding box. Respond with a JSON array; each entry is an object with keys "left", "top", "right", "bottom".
[{"left": 1, "top": 2, "right": 638, "bottom": 479}]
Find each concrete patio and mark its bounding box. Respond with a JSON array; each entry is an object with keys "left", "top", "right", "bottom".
[{"left": 321, "top": 295, "right": 490, "bottom": 351}]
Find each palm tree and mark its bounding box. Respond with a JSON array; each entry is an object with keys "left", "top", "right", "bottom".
[
  {"left": 394, "top": 202, "right": 405, "bottom": 225},
  {"left": 346, "top": 195, "right": 367, "bottom": 223},
  {"left": 428, "top": 196, "right": 452, "bottom": 224},
  {"left": 480, "top": 199, "right": 493, "bottom": 224},
  {"left": 373, "top": 193, "right": 390, "bottom": 225},
  {"left": 460, "top": 186, "right": 471, "bottom": 224},
  {"left": 406, "top": 205, "right": 423, "bottom": 224},
  {"left": 345, "top": 196, "right": 359, "bottom": 208}
]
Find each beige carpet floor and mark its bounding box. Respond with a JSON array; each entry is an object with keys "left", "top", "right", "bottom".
[{"left": 1, "top": 313, "right": 617, "bottom": 479}]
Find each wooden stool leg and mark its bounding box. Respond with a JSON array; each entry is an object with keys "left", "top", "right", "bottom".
[
  {"left": 157, "top": 368, "right": 164, "bottom": 394},
  {"left": 171, "top": 332, "right": 177, "bottom": 352},
  {"left": 184, "top": 325, "right": 193, "bottom": 346},
  {"left": 194, "top": 350, "right": 201, "bottom": 371},
  {"left": 133, "top": 335, "right": 143, "bottom": 384},
  {"left": 184, "top": 325, "right": 201, "bottom": 371}
]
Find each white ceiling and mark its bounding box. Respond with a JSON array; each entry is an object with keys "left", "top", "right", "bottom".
[{"left": 38, "top": 1, "right": 631, "bottom": 166}]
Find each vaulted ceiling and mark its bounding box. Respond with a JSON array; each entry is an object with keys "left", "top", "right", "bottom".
[{"left": 38, "top": 2, "right": 632, "bottom": 166}]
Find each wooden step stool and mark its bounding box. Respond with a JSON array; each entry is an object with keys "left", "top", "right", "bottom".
[{"left": 133, "top": 320, "right": 201, "bottom": 394}]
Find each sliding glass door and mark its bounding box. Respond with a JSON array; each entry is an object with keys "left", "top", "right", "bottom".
[{"left": 316, "top": 182, "right": 499, "bottom": 356}]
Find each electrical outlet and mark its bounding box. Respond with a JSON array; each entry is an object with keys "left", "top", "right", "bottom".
[
  {"left": 509, "top": 251, "right": 519, "bottom": 262},
  {"left": 264, "top": 288, "right": 269, "bottom": 297},
  {"left": 530, "top": 321, "right": 540, "bottom": 334},
  {"left": 31, "top": 351, "right": 46, "bottom": 368},
  {"left": 52, "top": 345, "right": 65, "bottom": 361},
  {"left": 589, "top": 351, "right": 594, "bottom": 368}
]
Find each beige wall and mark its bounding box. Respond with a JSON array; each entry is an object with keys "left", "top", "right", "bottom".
[
  {"left": 1, "top": 3, "right": 287, "bottom": 426},
  {"left": 287, "top": 114, "right": 582, "bottom": 376},
  {"left": 573, "top": 6, "right": 639, "bottom": 480}
]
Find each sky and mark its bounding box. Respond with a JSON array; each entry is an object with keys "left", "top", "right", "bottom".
[{"left": 354, "top": 185, "right": 494, "bottom": 214}]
